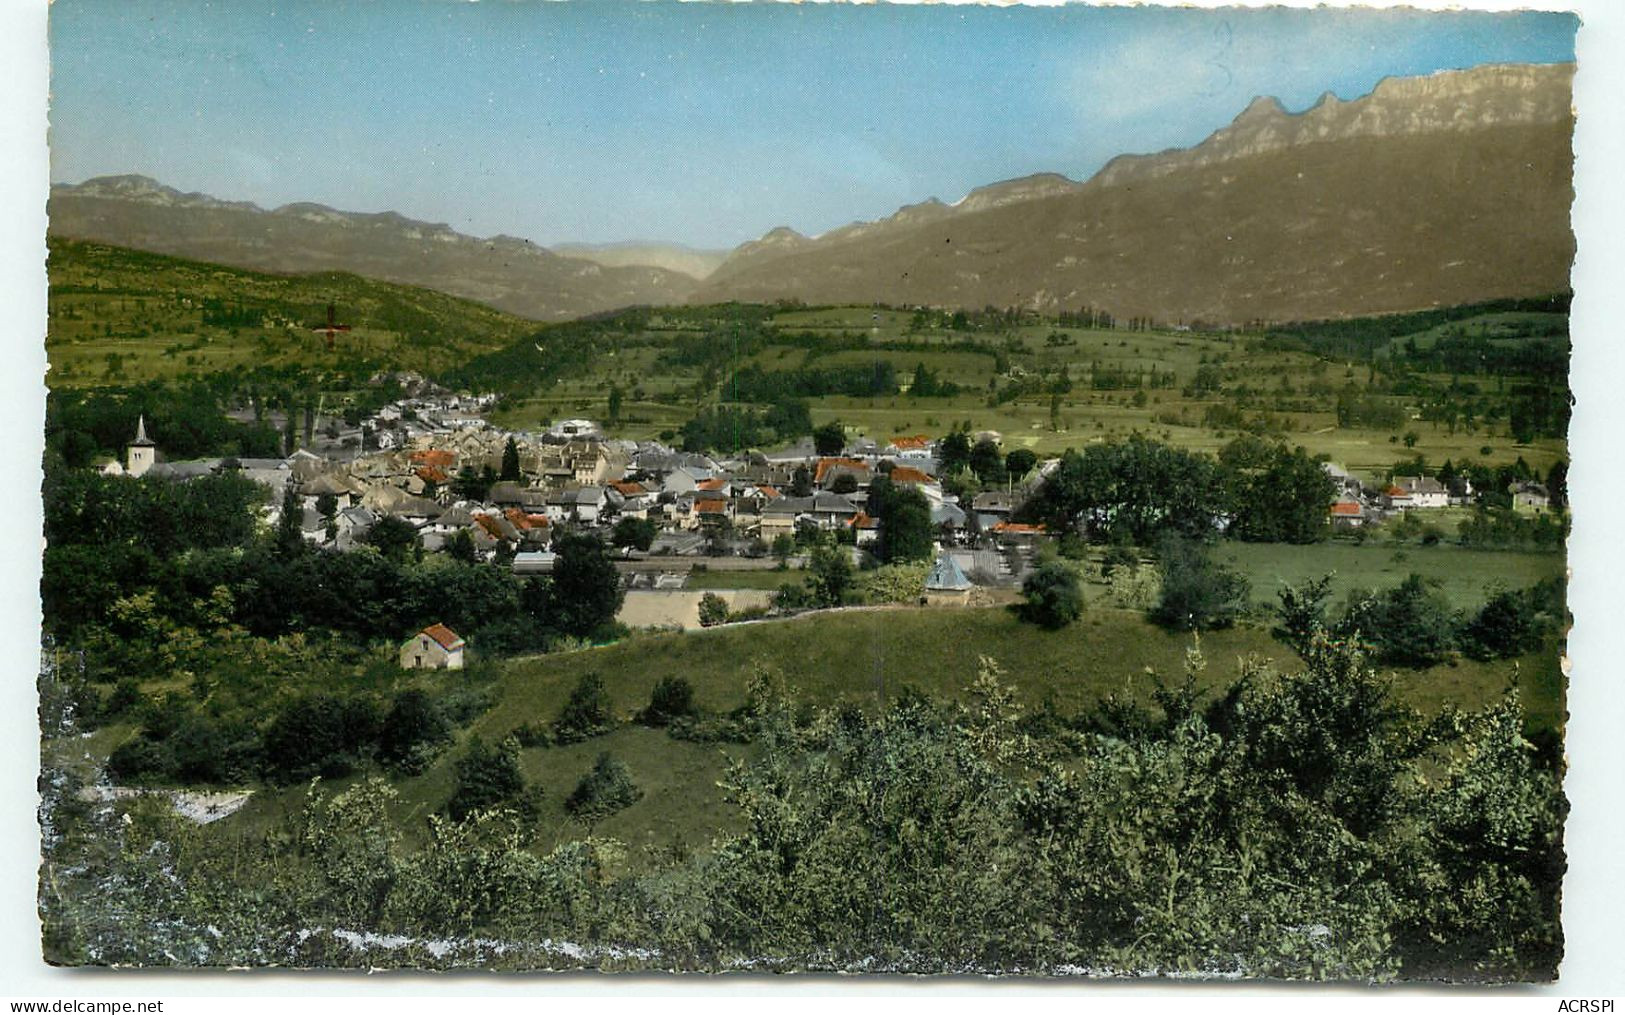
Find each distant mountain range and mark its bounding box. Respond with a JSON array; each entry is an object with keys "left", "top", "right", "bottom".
[
  {"left": 47, "top": 177, "right": 699, "bottom": 321},
  {"left": 49, "top": 62, "right": 1574, "bottom": 327},
  {"left": 550, "top": 241, "right": 730, "bottom": 282},
  {"left": 696, "top": 62, "right": 1575, "bottom": 324}
]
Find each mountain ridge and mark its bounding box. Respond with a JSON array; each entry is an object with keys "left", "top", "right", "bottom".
[
  {"left": 47, "top": 178, "right": 699, "bottom": 321},
  {"left": 694, "top": 61, "right": 1575, "bottom": 324}
]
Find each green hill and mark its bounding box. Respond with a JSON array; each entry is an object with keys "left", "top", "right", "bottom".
[
  {"left": 46, "top": 238, "right": 538, "bottom": 388},
  {"left": 216, "top": 604, "right": 1561, "bottom": 858}
]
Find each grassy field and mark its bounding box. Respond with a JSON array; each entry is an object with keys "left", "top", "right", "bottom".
[
  {"left": 1218, "top": 540, "right": 1565, "bottom": 611},
  {"left": 478, "top": 302, "right": 1565, "bottom": 479},
  {"left": 47, "top": 239, "right": 536, "bottom": 387}
]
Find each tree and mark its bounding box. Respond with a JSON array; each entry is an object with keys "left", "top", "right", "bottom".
[
  {"left": 1225, "top": 442, "right": 1336, "bottom": 543},
  {"left": 878, "top": 486, "right": 933, "bottom": 564},
  {"left": 447, "top": 735, "right": 528, "bottom": 821},
  {"left": 442, "top": 528, "right": 476, "bottom": 564},
  {"left": 554, "top": 672, "right": 614, "bottom": 743},
  {"left": 1151, "top": 536, "right": 1250, "bottom": 631},
  {"left": 607, "top": 385, "right": 624, "bottom": 425},
  {"left": 1021, "top": 561, "right": 1084, "bottom": 629},
  {"left": 789, "top": 464, "right": 813, "bottom": 498},
  {"left": 610, "top": 515, "right": 657, "bottom": 552},
  {"left": 808, "top": 544, "right": 853, "bottom": 607},
  {"left": 275, "top": 483, "right": 305, "bottom": 556},
  {"left": 1546, "top": 459, "right": 1568, "bottom": 511},
  {"left": 938, "top": 430, "right": 973, "bottom": 475},
  {"left": 452, "top": 465, "right": 495, "bottom": 503},
  {"left": 365, "top": 515, "right": 420, "bottom": 562},
  {"left": 379, "top": 689, "right": 452, "bottom": 772},
  {"left": 1337, "top": 573, "right": 1458, "bottom": 667},
  {"left": 499, "top": 437, "right": 522, "bottom": 482},
  {"left": 771, "top": 533, "right": 796, "bottom": 569},
  {"left": 1274, "top": 573, "right": 1336, "bottom": 653},
  {"left": 1005, "top": 448, "right": 1038, "bottom": 480},
  {"left": 830, "top": 472, "right": 859, "bottom": 495},
  {"left": 969, "top": 438, "right": 1005, "bottom": 485},
  {"left": 548, "top": 532, "right": 624, "bottom": 638},
  {"left": 1462, "top": 587, "right": 1541, "bottom": 660},
  {"left": 698, "top": 592, "right": 730, "bottom": 627},
  {"left": 814, "top": 422, "right": 846, "bottom": 456}
]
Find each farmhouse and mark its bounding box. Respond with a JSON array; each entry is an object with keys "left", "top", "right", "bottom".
[
  {"left": 400, "top": 623, "right": 465, "bottom": 670},
  {"left": 1384, "top": 476, "right": 1448, "bottom": 510},
  {"left": 1330, "top": 499, "right": 1366, "bottom": 530}
]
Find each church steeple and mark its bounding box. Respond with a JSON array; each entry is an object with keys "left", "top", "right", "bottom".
[{"left": 126, "top": 415, "right": 156, "bottom": 477}]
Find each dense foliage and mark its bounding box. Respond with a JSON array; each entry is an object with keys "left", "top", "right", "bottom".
[
  {"left": 1027, "top": 435, "right": 1335, "bottom": 546},
  {"left": 41, "top": 642, "right": 1565, "bottom": 979},
  {"left": 1020, "top": 561, "right": 1084, "bottom": 629}
]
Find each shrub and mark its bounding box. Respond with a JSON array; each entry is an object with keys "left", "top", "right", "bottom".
[
  {"left": 1109, "top": 564, "right": 1162, "bottom": 610},
  {"left": 106, "top": 678, "right": 143, "bottom": 718},
  {"left": 1021, "top": 562, "right": 1085, "bottom": 629},
  {"left": 565, "top": 752, "right": 642, "bottom": 821},
  {"left": 1462, "top": 587, "right": 1542, "bottom": 661},
  {"left": 447, "top": 735, "right": 529, "bottom": 822},
  {"left": 1337, "top": 574, "right": 1458, "bottom": 667},
  {"left": 1274, "top": 573, "right": 1336, "bottom": 653},
  {"left": 262, "top": 694, "right": 383, "bottom": 782},
  {"left": 639, "top": 675, "right": 696, "bottom": 727},
  {"left": 1151, "top": 537, "right": 1250, "bottom": 631},
  {"left": 107, "top": 735, "right": 170, "bottom": 783},
  {"left": 698, "top": 592, "right": 730, "bottom": 628},
  {"left": 772, "top": 581, "right": 813, "bottom": 612},
  {"left": 511, "top": 721, "right": 550, "bottom": 749},
  {"left": 379, "top": 689, "right": 452, "bottom": 772},
  {"left": 553, "top": 672, "right": 614, "bottom": 743}
]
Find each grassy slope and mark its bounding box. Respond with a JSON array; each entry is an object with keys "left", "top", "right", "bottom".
[
  {"left": 47, "top": 238, "right": 536, "bottom": 387},
  {"left": 210, "top": 604, "right": 1560, "bottom": 859}
]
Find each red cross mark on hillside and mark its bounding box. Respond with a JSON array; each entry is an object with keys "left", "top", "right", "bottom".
[{"left": 312, "top": 302, "right": 352, "bottom": 351}]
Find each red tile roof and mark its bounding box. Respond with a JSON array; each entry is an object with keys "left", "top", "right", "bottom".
[
  {"left": 889, "top": 435, "right": 931, "bottom": 450},
  {"left": 697, "top": 477, "right": 728, "bottom": 492},
  {"left": 1330, "top": 501, "right": 1364, "bottom": 516},
  {"left": 411, "top": 449, "right": 456, "bottom": 469},
  {"left": 695, "top": 498, "right": 727, "bottom": 514},
  {"left": 420, "top": 623, "right": 464, "bottom": 651},
  {"left": 473, "top": 515, "right": 504, "bottom": 539},
  {"left": 415, "top": 465, "right": 448, "bottom": 485},
  {"left": 848, "top": 511, "right": 879, "bottom": 529},
  {"left": 757, "top": 485, "right": 782, "bottom": 499},
  {"left": 991, "top": 521, "right": 1045, "bottom": 534},
  {"left": 504, "top": 507, "right": 551, "bottom": 530},
  {"left": 888, "top": 466, "right": 933, "bottom": 485},
  {"left": 610, "top": 481, "right": 647, "bottom": 496}
]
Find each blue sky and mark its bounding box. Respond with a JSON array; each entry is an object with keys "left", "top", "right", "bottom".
[{"left": 48, "top": 1, "right": 1576, "bottom": 250}]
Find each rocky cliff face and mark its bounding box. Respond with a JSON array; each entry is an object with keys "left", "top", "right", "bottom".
[
  {"left": 696, "top": 62, "right": 1575, "bottom": 324},
  {"left": 1090, "top": 62, "right": 1573, "bottom": 189},
  {"left": 48, "top": 179, "right": 698, "bottom": 321}
]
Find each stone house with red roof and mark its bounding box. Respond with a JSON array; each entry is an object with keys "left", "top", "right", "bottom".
[{"left": 400, "top": 623, "right": 466, "bottom": 670}]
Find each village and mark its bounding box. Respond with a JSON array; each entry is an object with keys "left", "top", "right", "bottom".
[{"left": 94, "top": 371, "right": 1557, "bottom": 644}]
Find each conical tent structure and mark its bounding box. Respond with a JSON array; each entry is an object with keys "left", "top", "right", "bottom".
[{"left": 924, "top": 551, "right": 972, "bottom": 592}]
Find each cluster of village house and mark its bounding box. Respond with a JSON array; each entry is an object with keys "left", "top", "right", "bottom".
[
  {"left": 103, "top": 391, "right": 1553, "bottom": 666},
  {"left": 1323, "top": 463, "right": 1552, "bottom": 530},
  {"left": 107, "top": 407, "right": 1049, "bottom": 563}
]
